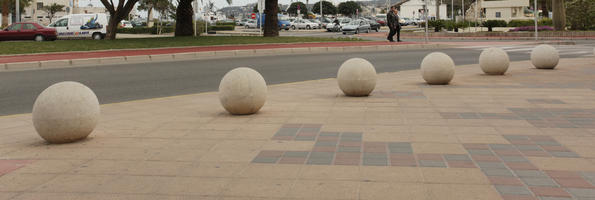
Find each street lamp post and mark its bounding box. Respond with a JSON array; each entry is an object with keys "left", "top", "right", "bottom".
[
  {"left": 534, "top": 0, "right": 538, "bottom": 40},
  {"left": 16, "top": 0, "right": 20, "bottom": 22}
]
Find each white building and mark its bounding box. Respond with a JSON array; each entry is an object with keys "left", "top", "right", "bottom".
[
  {"left": 21, "top": 0, "right": 108, "bottom": 25},
  {"left": 479, "top": 0, "right": 531, "bottom": 22},
  {"left": 399, "top": 0, "right": 447, "bottom": 20}
]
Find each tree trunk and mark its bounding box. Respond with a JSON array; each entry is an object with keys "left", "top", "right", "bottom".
[
  {"left": 2, "top": 0, "right": 9, "bottom": 27},
  {"left": 552, "top": 0, "right": 566, "bottom": 30},
  {"left": 263, "top": 0, "right": 279, "bottom": 37},
  {"left": 435, "top": 0, "right": 440, "bottom": 20},
  {"left": 106, "top": 14, "right": 121, "bottom": 40},
  {"left": 175, "top": 0, "right": 194, "bottom": 36},
  {"left": 146, "top": 7, "right": 153, "bottom": 27}
]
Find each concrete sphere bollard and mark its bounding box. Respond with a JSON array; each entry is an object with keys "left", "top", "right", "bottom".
[
  {"left": 420, "top": 52, "right": 455, "bottom": 85},
  {"left": 218, "top": 67, "right": 267, "bottom": 115},
  {"left": 337, "top": 58, "right": 377, "bottom": 96},
  {"left": 32, "top": 81, "right": 100, "bottom": 144},
  {"left": 479, "top": 47, "right": 510, "bottom": 75},
  {"left": 531, "top": 44, "right": 559, "bottom": 69}
]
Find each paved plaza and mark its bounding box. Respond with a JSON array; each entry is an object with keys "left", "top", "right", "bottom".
[{"left": 1, "top": 57, "right": 595, "bottom": 199}]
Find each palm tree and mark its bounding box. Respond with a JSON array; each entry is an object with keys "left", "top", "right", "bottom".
[
  {"left": 175, "top": 0, "right": 231, "bottom": 36},
  {"left": 263, "top": 0, "right": 279, "bottom": 37},
  {"left": 552, "top": 0, "right": 565, "bottom": 30}
]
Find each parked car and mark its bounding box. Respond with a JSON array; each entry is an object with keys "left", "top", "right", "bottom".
[
  {"left": 244, "top": 19, "right": 258, "bottom": 29},
  {"left": 342, "top": 19, "right": 371, "bottom": 34},
  {"left": 376, "top": 14, "right": 387, "bottom": 26},
  {"left": 48, "top": 13, "right": 107, "bottom": 40},
  {"left": 119, "top": 20, "right": 133, "bottom": 28},
  {"left": 325, "top": 18, "right": 351, "bottom": 32},
  {"left": 236, "top": 19, "right": 249, "bottom": 26},
  {"left": 278, "top": 20, "right": 291, "bottom": 30},
  {"left": 366, "top": 19, "right": 380, "bottom": 32},
  {"left": 402, "top": 17, "right": 416, "bottom": 25},
  {"left": 0, "top": 22, "right": 57, "bottom": 41},
  {"left": 291, "top": 18, "right": 319, "bottom": 30}
]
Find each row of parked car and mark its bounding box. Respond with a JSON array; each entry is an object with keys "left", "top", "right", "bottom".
[
  {"left": 238, "top": 18, "right": 321, "bottom": 30},
  {"left": 0, "top": 13, "right": 108, "bottom": 41}
]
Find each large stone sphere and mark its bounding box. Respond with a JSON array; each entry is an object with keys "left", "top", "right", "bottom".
[
  {"left": 218, "top": 67, "right": 267, "bottom": 115},
  {"left": 337, "top": 58, "right": 377, "bottom": 96},
  {"left": 479, "top": 47, "right": 509, "bottom": 75},
  {"left": 32, "top": 81, "right": 100, "bottom": 144},
  {"left": 531, "top": 44, "right": 559, "bottom": 69},
  {"left": 420, "top": 52, "right": 455, "bottom": 85}
]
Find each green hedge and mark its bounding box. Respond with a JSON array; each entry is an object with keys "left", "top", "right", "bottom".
[
  {"left": 507, "top": 20, "right": 534, "bottom": 27},
  {"left": 208, "top": 25, "right": 235, "bottom": 31},
  {"left": 538, "top": 18, "right": 553, "bottom": 26},
  {"left": 483, "top": 20, "right": 507, "bottom": 28},
  {"left": 116, "top": 26, "right": 175, "bottom": 34},
  {"left": 216, "top": 22, "right": 236, "bottom": 26}
]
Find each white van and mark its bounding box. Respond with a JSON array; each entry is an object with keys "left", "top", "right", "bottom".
[{"left": 48, "top": 13, "right": 107, "bottom": 40}]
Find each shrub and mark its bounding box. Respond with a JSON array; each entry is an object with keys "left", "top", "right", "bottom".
[
  {"left": 508, "top": 26, "right": 554, "bottom": 32},
  {"left": 538, "top": 18, "right": 553, "bottom": 26},
  {"left": 207, "top": 25, "right": 235, "bottom": 31},
  {"left": 483, "top": 20, "right": 507, "bottom": 27},
  {"left": 508, "top": 20, "right": 534, "bottom": 27},
  {"left": 216, "top": 22, "right": 236, "bottom": 26},
  {"left": 116, "top": 26, "right": 175, "bottom": 34}
]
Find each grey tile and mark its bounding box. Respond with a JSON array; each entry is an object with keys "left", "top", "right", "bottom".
[
  {"left": 539, "top": 197, "right": 573, "bottom": 200},
  {"left": 503, "top": 135, "right": 530, "bottom": 140},
  {"left": 489, "top": 144, "right": 516, "bottom": 150},
  {"left": 550, "top": 151, "right": 580, "bottom": 158},
  {"left": 388, "top": 142, "right": 412, "bottom": 148},
  {"left": 388, "top": 147, "right": 413, "bottom": 153},
  {"left": 319, "top": 132, "right": 340, "bottom": 137},
  {"left": 500, "top": 156, "right": 529, "bottom": 162},
  {"left": 467, "top": 149, "right": 494, "bottom": 155},
  {"left": 535, "top": 141, "right": 562, "bottom": 146},
  {"left": 514, "top": 170, "right": 547, "bottom": 178},
  {"left": 419, "top": 160, "right": 447, "bottom": 168},
  {"left": 299, "top": 127, "right": 321, "bottom": 132},
  {"left": 477, "top": 162, "right": 507, "bottom": 169},
  {"left": 275, "top": 127, "right": 300, "bottom": 136},
  {"left": 514, "top": 144, "right": 543, "bottom": 151},
  {"left": 340, "top": 137, "right": 362, "bottom": 142},
  {"left": 307, "top": 159, "right": 333, "bottom": 165},
  {"left": 252, "top": 157, "right": 280, "bottom": 163},
  {"left": 520, "top": 177, "right": 559, "bottom": 187},
  {"left": 582, "top": 172, "right": 595, "bottom": 184},
  {"left": 341, "top": 132, "right": 362, "bottom": 138},
  {"left": 283, "top": 151, "right": 309, "bottom": 158},
  {"left": 459, "top": 113, "right": 480, "bottom": 119},
  {"left": 482, "top": 168, "right": 515, "bottom": 177},
  {"left": 295, "top": 136, "right": 316, "bottom": 141},
  {"left": 309, "top": 152, "right": 334, "bottom": 159},
  {"left": 363, "top": 159, "right": 388, "bottom": 166},
  {"left": 494, "top": 185, "right": 532, "bottom": 195},
  {"left": 567, "top": 188, "right": 595, "bottom": 198},
  {"left": 338, "top": 146, "right": 361, "bottom": 153},
  {"left": 444, "top": 154, "right": 472, "bottom": 161},
  {"left": 315, "top": 141, "right": 338, "bottom": 147},
  {"left": 363, "top": 153, "right": 387, "bottom": 159}
]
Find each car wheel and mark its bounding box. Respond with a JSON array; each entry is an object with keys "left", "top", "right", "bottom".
[
  {"left": 34, "top": 35, "right": 45, "bottom": 42},
  {"left": 366, "top": 28, "right": 370, "bottom": 33},
  {"left": 342, "top": 32, "right": 346, "bottom": 35},
  {"left": 92, "top": 33, "right": 102, "bottom": 40},
  {"left": 291, "top": 25, "right": 296, "bottom": 30},
  {"left": 306, "top": 25, "right": 311, "bottom": 30},
  {"left": 355, "top": 29, "right": 359, "bottom": 34},
  {"left": 375, "top": 28, "right": 379, "bottom": 32}
]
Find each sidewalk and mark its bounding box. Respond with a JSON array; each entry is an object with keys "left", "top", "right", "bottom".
[{"left": 1, "top": 57, "right": 594, "bottom": 199}]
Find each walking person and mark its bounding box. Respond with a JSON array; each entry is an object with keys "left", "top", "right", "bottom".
[{"left": 386, "top": 6, "right": 402, "bottom": 42}]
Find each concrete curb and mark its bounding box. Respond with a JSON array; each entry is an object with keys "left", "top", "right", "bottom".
[{"left": 0, "top": 44, "right": 451, "bottom": 72}]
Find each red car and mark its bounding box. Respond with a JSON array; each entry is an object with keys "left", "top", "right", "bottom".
[
  {"left": 0, "top": 22, "right": 57, "bottom": 41},
  {"left": 376, "top": 19, "right": 386, "bottom": 26}
]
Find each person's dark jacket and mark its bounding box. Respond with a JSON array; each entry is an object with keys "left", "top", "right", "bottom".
[{"left": 387, "top": 11, "right": 401, "bottom": 30}]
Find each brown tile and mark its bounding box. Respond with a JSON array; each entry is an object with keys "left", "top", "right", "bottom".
[
  {"left": 521, "top": 150, "right": 550, "bottom": 157},
  {"left": 339, "top": 141, "right": 362, "bottom": 147},
  {"left": 390, "top": 153, "right": 415, "bottom": 160},
  {"left": 447, "top": 161, "right": 477, "bottom": 168},
  {"left": 500, "top": 195, "right": 539, "bottom": 200},
  {"left": 545, "top": 170, "right": 582, "bottom": 178},
  {"left": 488, "top": 177, "right": 524, "bottom": 186},
  {"left": 528, "top": 135, "right": 555, "bottom": 141},
  {"left": 554, "top": 177, "right": 595, "bottom": 188},
  {"left": 335, "top": 152, "right": 361, "bottom": 159},
  {"left": 390, "top": 159, "right": 418, "bottom": 167},
  {"left": 541, "top": 146, "right": 571, "bottom": 152},
  {"left": 509, "top": 140, "right": 536, "bottom": 145},
  {"left": 463, "top": 144, "right": 490, "bottom": 150},
  {"left": 317, "top": 136, "right": 339, "bottom": 142},
  {"left": 472, "top": 155, "right": 501, "bottom": 162},
  {"left": 334, "top": 159, "right": 360, "bottom": 166},
  {"left": 529, "top": 186, "right": 571, "bottom": 197}
]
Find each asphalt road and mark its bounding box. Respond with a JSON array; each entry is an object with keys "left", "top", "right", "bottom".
[{"left": 0, "top": 47, "right": 590, "bottom": 115}]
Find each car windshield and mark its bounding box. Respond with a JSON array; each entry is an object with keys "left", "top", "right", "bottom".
[
  {"left": 348, "top": 20, "right": 361, "bottom": 25},
  {"left": 341, "top": 19, "right": 351, "bottom": 23}
]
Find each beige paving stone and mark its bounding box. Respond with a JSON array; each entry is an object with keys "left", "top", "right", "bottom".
[
  {"left": 222, "top": 179, "right": 293, "bottom": 198},
  {"left": 180, "top": 162, "right": 247, "bottom": 178},
  {"left": 33, "top": 174, "right": 115, "bottom": 193},
  {"left": 299, "top": 165, "right": 360, "bottom": 181},
  {"left": 286, "top": 180, "right": 359, "bottom": 199},
  {"left": 239, "top": 164, "right": 302, "bottom": 179},
  {"left": 0, "top": 173, "right": 56, "bottom": 192},
  {"left": 568, "top": 146, "right": 595, "bottom": 158},
  {"left": 261, "top": 140, "right": 314, "bottom": 151},
  {"left": 421, "top": 168, "right": 489, "bottom": 184},
  {"left": 360, "top": 166, "right": 423, "bottom": 182},
  {"left": 412, "top": 143, "right": 467, "bottom": 154},
  {"left": 425, "top": 184, "right": 501, "bottom": 200},
  {"left": 158, "top": 177, "right": 230, "bottom": 196},
  {"left": 14, "top": 159, "right": 86, "bottom": 174},
  {"left": 528, "top": 157, "right": 595, "bottom": 171},
  {"left": 200, "top": 140, "right": 266, "bottom": 162},
  {"left": 360, "top": 182, "right": 427, "bottom": 200}
]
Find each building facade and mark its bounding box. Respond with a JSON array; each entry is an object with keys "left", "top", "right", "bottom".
[
  {"left": 478, "top": 0, "right": 531, "bottom": 22},
  {"left": 399, "top": 0, "right": 447, "bottom": 20}
]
